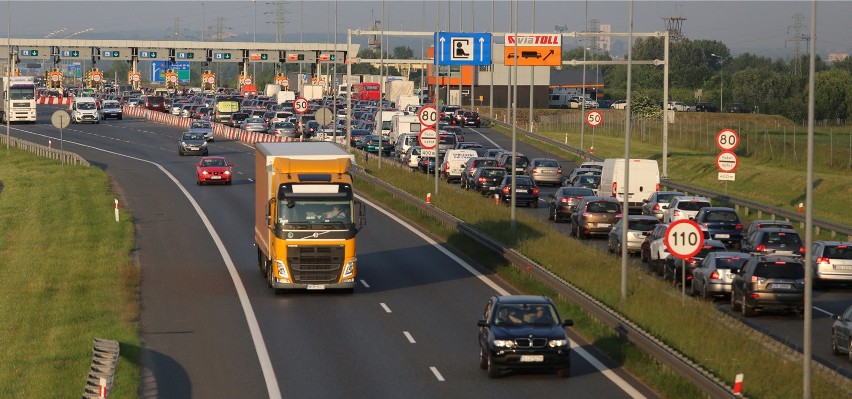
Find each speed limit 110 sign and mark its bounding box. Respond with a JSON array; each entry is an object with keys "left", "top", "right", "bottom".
[{"left": 664, "top": 220, "right": 705, "bottom": 259}]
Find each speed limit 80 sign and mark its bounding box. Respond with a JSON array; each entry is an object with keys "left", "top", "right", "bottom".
[
  {"left": 716, "top": 128, "right": 739, "bottom": 151},
  {"left": 664, "top": 220, "right": 705, "bottom": 259}
]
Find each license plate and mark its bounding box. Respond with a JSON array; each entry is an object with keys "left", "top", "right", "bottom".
[
  {"left": 515, "top": 189, "right": 528, "bottom": 193},
  {"left": 520, "top": 355, "right": 544, "bottom": 362},
  {"left": 210, "top": 176, "right": 221, "bottom": 180},
  {"left": 306, "top": 284, "right": 326, "bottom": 290},
  {"left": 836, "top": 265, "right": 852, "bottom": 270},
  {"left": 772, "top": 283, "right": 792, "bottom": 289},
  {"left": 543, "top": 170, "right": 554, "bottom": 174},
  {"left": 597, "top": 223, "right": 610, "bottom": 228},
  {"left": 715, "top": 234, "right": 730, "bottom": 238}
]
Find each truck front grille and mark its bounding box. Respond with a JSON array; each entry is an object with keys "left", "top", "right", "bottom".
[{"left": 287, "top": 245, "right": 345, "bottom": 284}]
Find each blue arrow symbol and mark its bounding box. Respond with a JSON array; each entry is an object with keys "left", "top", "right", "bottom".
[
  {"left": 479, "top": 37, "right": 485, "bottom": 62},
  {"left": 439, "top": 36, "right": 446, "bottom": 62}
]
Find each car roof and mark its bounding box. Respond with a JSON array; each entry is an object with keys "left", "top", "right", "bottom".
[{"left": 493, "top": 295, "right": 554, "bottom": 305}]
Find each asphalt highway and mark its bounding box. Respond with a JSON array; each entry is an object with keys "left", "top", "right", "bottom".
[{"left": 8, "top": 106, "right": 657, "bottom": 398}]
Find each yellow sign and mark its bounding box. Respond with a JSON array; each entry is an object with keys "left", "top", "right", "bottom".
[{"left": 503, "top": 34, "right": 562, "bottom": 67}]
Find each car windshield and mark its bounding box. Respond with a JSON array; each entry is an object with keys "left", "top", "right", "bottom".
[
  {"left": 577, "top": 175, "right": 600, "bottom": 185},
  {"left": 192, "top": 122, "right": 211, "bottom": 129},
  {"left": 277, "top": 199, "right": 352, "bottom": 226},
  {"left": 494, "top": 303, "right": 558, "bottom": 326},
  {"left": 78, "top": 102, "right": 96, "bottom": 110},
  {"left": 183, "top": 133, "right": 204, "bottom": 141},
  {"left": 201, "top": 158, "right": 227, "bottom": 167}
]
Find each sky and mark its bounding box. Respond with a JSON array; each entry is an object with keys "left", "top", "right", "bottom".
[{"left": 3, "top": 1, "right": 851, "bottom": 60}]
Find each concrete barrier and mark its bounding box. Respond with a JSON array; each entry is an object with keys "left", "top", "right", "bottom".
[{"left": 81, "top": 338, "right": 120, "bottom": 399}]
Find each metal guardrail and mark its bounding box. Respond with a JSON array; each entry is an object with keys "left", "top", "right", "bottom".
[
  {"left": 81, "top": 338, "right": 120, "bottom": 399},
  {"left": 1, "top": 134, "right": 90, "bottom": 166},
  {"left": 485, "top": 117, "right": 852, "bottom": 241},
  {"left": 351, "top": 164, "right": 737, "bottom": 398}
]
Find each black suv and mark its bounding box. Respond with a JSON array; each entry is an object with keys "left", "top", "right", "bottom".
[
  {"left": 693, "top": 207, "right": 744, "bottom": 249},
  {"left": 731, "top": 256, "right": 805, "bottom": 317},
  {"left": 461, "top": 111, "right": 481, "bottom": 127},
  {"left": 478, "top": 295, "right": 573, "bottom": 378},
  {"left": 694, "top": 102, "right": 718, "bottom": 112},
  {"left": 741, "top": 228, "right": 805, "bottom": 256}
]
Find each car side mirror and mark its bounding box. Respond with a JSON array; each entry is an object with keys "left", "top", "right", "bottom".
[
  {"left": 477, "top": 319, "right": 487, "bottom": 327},
  {"left": 562, "top": 319, "right": 574, "bottom": 327}
]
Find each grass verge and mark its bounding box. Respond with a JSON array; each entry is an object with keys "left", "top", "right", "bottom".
[
  {"left": 0, "top": 148, "right": 139, "bottom": 398},
  {"left": 356, "top": 155, "right": 851, "bottom": 398}
]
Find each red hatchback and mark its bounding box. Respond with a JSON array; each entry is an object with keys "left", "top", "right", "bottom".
[{"left": 196, "top": 156, "right": 233, "bottom": 185}]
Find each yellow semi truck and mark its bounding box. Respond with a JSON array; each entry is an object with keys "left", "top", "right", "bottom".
[{"left": 255, "top": 142, "right": 365, "bottom": 293}]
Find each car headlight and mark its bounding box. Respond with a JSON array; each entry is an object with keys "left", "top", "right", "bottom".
[
  {"left": 274, "top": 260, "right": 290, "bottom": 280},
  {"left": 493, "top": 339, "right": 516, "bottom": 348},
  {"left": 201, "top": 170, "right": 210, "bottom": 175},
  {"left": 548, "top": 339, "right": 568, "bottom": 348},
  {"left": 342, "top": 258, "right": 356, "bottom": 279}
]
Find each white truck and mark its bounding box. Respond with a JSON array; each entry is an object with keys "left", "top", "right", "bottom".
[
  {"left": 301, "top": 84, "right": 324, "bottom": 101},
  {"left": 1, "top": 76, "right": 37, "bottom": 123},
  {"left": 599, "top": 158, "right": 660, "bottom": 212},
  {"left": 397, "top": 95, "right": 420, "bottom": 113},
  {"left": 385, "top": 79, "right": 414, "bottom": 108},
  {"left": 389, "top": 114, "right": 421, "bottom": 144},
  {"left": 265, "top": 84, "right": 281, "bottom": 97},
  {"left": 276, "top": 90, "right": 296, "bottom": 105}
]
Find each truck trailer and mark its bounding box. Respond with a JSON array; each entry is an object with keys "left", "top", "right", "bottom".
[
  {"left": 255, "top": 142, "right": 365, "bottom": 293},
  {"left": 1, "top": 76, "right": 37, "bottom": 123}
]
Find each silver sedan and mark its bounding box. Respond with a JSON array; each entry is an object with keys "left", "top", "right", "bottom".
[
  {"left": 690, "top": 252, "right": 751, "bottom": 299},
  {"left": 242, "top": 117, "right": 269, "bottom": 132},
  {"left": 607, "top": 215, "right": 661, "bottom": 255}
]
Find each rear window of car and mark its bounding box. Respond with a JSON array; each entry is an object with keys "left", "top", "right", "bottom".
[
  {"left": 754, "top": 263, "right": 804, "bottom": 279},
  {"left": 765, "top": 232, "right": 803, "bottom": 246},
  {"left": 678, "top": 201, "right": 711, "bottom": 211},
  {"left": 825, "top": 245, "right": 852, "bottom": 259},
  {"left": 474, "top": 159, "right": 498, "bottom": 167},
  {"left": 715, "top": 256, "right": 749, "bottom": 269},
  {"left": 655, "top": 193, "right": 680, "bottom": 203},
  {"left": 482, "top": 169, "right": 505, "bottom": 178},
  {"left": 629, "top": 220, "right": 660, "bottom": 231},
  {"left": 536, "top": 160, "right": 560, "bottom": 167},
  {"left": 706, "top": 211, "right": 739, "bottom": 222},
  {"left": 561, "top": 188, "right": 595, "bottom": 196},
  {"left": 439, "top": 135, "right": 456, "bottom": 145},
  {"left": 587, "top": 201, "right": 620, "bottom": 213}
]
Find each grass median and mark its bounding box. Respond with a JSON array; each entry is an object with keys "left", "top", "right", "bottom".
[
  {"left": 0, "top": 149, "right": 139, "bottom": 398},
  {"left": 355, "top": 154, "right": 851, "bottom": 398}
]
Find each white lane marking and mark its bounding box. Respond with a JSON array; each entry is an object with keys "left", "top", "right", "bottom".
[
  {"left": 380, "top": 303, "right": 392, "bottom": 313},
  {"left": 429, "top": 367, "right": 446, "bottom": 382},
  {"left": 813, "top": 306, "right": 833, "bottom": 316},
  {"left": 360, "top": 279, "right": 371, "bottom": 288},
  {"left": 17, "top": 133, "right": 283, "bottom": 399},
  {"left": 466, "top": 127, "right": 501, "bottom": 149},
  {"left": 358, "top": 195, "right": 646, "bottom": 398},
  {"left": 404, "top": 331, "right": 416, "bottom": 344}
]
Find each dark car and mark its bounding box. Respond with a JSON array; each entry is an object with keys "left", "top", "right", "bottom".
[
  {"left": 731, "top": 256, "right": 805, "bottom": 317},
  {"left": 460, "top": 157, "right": 499, "bottom": 190},
  {"left": 497, "top": 175, "right": 539, "bottom": 208},
  {"left": 664, "top": 240, "right": 728, "bottom": 285},
  {"left": 178, "top": 131, "right": 208, "bottom": 156},
  {"left": 694, "top": 207, "right": 744, "bottom": 249},
  {"left": 418, "top": 151, "right": 446, "bottom": 174},
  {"left": 496, "top": 152, "right": 530, "bottom": 175},
  {"left": 478, "top": 295, "right": 573, "bottom": 378},
  {"left": 547, "top": 187, "right": 596, "bottom": 222},
  {"left": 741, "top": 228, "right": 805, "bottom": 256},
  {"left": 570, "top": 196, "right": 623, "bottom": 239},
  {"left": 571, "top": 174, "right": 601, "bottom": 194},
  {"left": 143, "top": 95, "right": 167, "bottom": 113},
  {"left": 741, "top": 220, "right": 795, "bottom": 249},
  {"left": 728, "top": 103, "right": 749, "bottom": 113},
  {"left": 349, "top": 128, "right": 371, "bottom": 147},
  {"left": 461, "top": 111, "right": 481, "bottom": 127},
  {"left": 694, "top": 102, "right": 718, "bottom": 112},
  {"left": 691, "top": 252, "right": 752, "bottom": 299},
  {"left": 227, "top": 112, "right": 249, "bottom": 127},
  {"left": 831, "top": 304, "right": 852, "bottom": 362},
  {"left": 470, "top": 167, "right": 507, "bottom": 195}
]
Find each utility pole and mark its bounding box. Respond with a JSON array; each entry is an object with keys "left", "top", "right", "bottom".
[{"left": 787, "top": 13, "right": 807, "bottom": 76}]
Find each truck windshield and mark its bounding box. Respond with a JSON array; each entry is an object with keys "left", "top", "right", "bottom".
[
  {"left": 9, "top": 88, "right": 35, "bottom": 100},
  {"left": 278, "top": 199, "right": 352, "bottom": 227}
]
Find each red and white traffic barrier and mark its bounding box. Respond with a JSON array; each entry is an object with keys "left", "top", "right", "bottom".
[
  {"left": 37, "top": 97, "right": 72, "bottom": 105},
  {"left": 733, "top": 373, "right": 744, "bottom": 397}
]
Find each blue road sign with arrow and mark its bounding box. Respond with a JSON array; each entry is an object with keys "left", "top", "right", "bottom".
[{"left": 433, "top": 32, "right": 492, "bottom": 66}]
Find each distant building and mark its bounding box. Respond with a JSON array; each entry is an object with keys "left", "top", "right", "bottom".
[
  {"left": 828, "top": 53, "right": 849, "bottom": 63},
  {"left": 597, "top": 24, "right": 612, "bottom": 54}
]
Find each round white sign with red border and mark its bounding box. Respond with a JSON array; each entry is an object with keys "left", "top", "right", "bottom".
[
  {"left": 716, "top": 128, "right": 739, "bottom": 151},
  {"left": 417, "top": 105, "right": 439, "bottom": 127},
  {"left": 664, "top": 219, "right": 705, "bottom": 259},
  {"left": 586, "top": 110, "right": 603, "bottom": 127},
  {"left": 293, "top": 97, "right": 309, "bottom": 114},
  {"left": 418, "top": 127, "right": 438, "bottom": 149},
  {"left": 716, "top": 150, "right": 738, "bottom": 173}
]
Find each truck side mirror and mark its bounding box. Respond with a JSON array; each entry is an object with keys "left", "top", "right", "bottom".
[
  {"left": 266, "top": 198, "right": 275, "bottom": 227},
  {"left": 356, "top": 200, "right": 367, "bottom": 229}
]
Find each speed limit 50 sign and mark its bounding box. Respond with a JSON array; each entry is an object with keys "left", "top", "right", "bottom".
[
  {"left": 586, "top": 110, "right": 603, "bottom": 127},
  {"left": 664, "top": 220, "right": 705, "bottom": 259}
]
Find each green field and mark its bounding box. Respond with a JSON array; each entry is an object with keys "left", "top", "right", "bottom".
[{"left": 0, "top": 149, "right": 139, "bottom": 398}]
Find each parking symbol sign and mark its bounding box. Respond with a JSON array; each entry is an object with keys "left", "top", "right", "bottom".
[{"left": 451, "top": 38, "right": 473, "bottom": 61}]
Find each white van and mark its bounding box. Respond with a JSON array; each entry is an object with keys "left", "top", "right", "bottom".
[
  {"left": 548, "top": 93, "right": 572, "bottom": 109},
  {"left": 599, "top": 158, "right": 660, "bottom": 211},
  {"left": 440, "top": 149, "right": 479, "bottom": 182},
  {"left": 70, "top": 97, "right": 100, "bottom": 124},
  {"left": 389, "top": 114, "right": 421, "bottom": 144},
  {"left": 378, "top": 110, "right": 405, "bottom": 137},
  {"left": 394, "top": 133, "right": 419, "bottom": 162}
]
